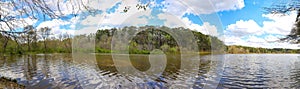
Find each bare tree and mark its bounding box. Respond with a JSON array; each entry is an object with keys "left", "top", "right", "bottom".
[
  {"left": 24, "top": 25, "right": 35, "bottom": 51},
  {"left": 0, "top": 0, "right": 148, "bottom": 32},
  {"left": 264, "top": 0, "right": 300, "bottom": 43},
  {"left": 0, "top": 0, "right": 96, "bottom": 52},
  {"left": 40, "top": 27, "right": 51, "bottom": 53},
  {"left": 0, "top": 0, "right": 149, "bottom": 53},
  {"left": 63, "top": 32, "right": 72, "bottom": 52}
]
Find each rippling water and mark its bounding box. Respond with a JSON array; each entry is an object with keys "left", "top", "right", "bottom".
[
  {"left": 0, "top": 54, "right": 299, "bottom": 88},
  {"left": 219, "top": 54, "right": 300, "bottom": 88}
]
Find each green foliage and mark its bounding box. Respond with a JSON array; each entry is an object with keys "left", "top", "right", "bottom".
[
  {"left": 96, "top": 47, "right": 112, "bottom": 53},
  {"left": 2, "top": 25, "right": 297, "bottom": 55},
  {"left": 169, "top": 47, "right": 178, "bottom": 54},
  {"left": 0, "top": 32, "right": 72, "bottom": 55},
  {"left": 95, "top": 26, "right": 224, "bottom": 54},
  {"left": 0, "top": 26, "right": 227, "bottom": 54},
  {"left": 160, "top": 44, "right": 170, "bottom": 52},
  {"left": 129, "top": 49, "right": 150, "bottom": 54},
  {"left": 227, "top": 45, "right": 300, "bottom": 54}
]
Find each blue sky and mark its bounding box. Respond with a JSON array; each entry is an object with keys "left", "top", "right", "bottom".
[{"left": 31, "top": 0, "right": 299, "bottom": 49}]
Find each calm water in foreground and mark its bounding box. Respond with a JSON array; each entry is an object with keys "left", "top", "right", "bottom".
[{"left": 0, "top": 54, "right": 299, "bottom": 88}]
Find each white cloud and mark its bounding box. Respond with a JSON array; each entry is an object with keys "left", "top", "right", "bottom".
[
  {"left": 224, "top": 11, "right": 298, "bottom": 49},
  {"left": 247, "top": 36, "right": 265, "bottom": 43},
  {"left": 162, "top": 0, "right": 245, "bottom": 17},
  {"left": 225, "top": 35, "right": 300, "bottom": 49},
  {"left": 78, "top": 0, "right": 152, "bottom": 27},
  {"left": 36, "top": 17, "right": 78, "bottom": 38},
  {"left": 27, "top": 0, "right": 123, "bottom": 33},
  {"left": 0, "top": 17, "right": 37, "bottom": 31},
  {"left": 89, "top": 0, "right": 122, "bottom": 11},
  {"left": 157, "top": 13, "right": 185, "bottom": 27},
  {"left": 262, "top": 11, "right": 297, "bottom": 35},
  {"left": 226, "top": 20, "right": 263, "bottom": 37},
  {"left": 224, "top": 35, "right": 245, "bottom": 45},
  {"left": 100, "top": 0, "right": 151, "bottom": 26},
  {"left": 226, "top": 11, "right": 297, "bottom": 36},
  {"left": 264, "top": 35, "right": 282, "bottom": 42},
  {"left": 80, "top": 14, "right": 104, "bottom": 26},
  {"left": 74, "top": 0, "right": 152, "bottom": 35},
  {"left": 45, "top": 0, "right": 122, "bottom": 15},
  {"left": 158, "top": 13, "right": 218, "bottom": 36},
  {"left": 31, "top": 0, "right": 153, "bottom": 36},
  {"left": 186, "top": 20, "right": 219, "bottom": 36}
]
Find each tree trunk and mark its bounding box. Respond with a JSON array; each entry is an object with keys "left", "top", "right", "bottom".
[
  {"left": 288, "top": 10, "right": 300, "bottom": 39},
  {"left": 27, "top": 42, "right": 31, "bottom": 52},
  {"left": 44, "top": 40, "right": 47, "bottom": 53},
  {"left": 27, "top": 36, "right": 31, "bottom": 52},
  {"left": 2, "top": 36, "right": 9, "bottom": 53},
  {"left": 12, "top": 35, "right": 23, "bottom": 54},
  {"left": 295, "top": 10, "right": 300, "bottom": 35}
]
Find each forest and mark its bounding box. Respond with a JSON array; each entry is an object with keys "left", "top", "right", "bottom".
[
  {"left": 227, "top": 45, "right": 300, "bottom": 54},
  {"left": 1, "top": 25, "right": 298, "bottom": 55},
  {"left": 93, "top": 26, "right": 225, "bottom": 54},
  {"left": 0, "top": 26, "right": 225, "bottom": 54}
]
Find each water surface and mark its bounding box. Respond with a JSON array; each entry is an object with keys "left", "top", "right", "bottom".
[{"left": 0, "top": 54, "right": 299, "bottom": 88}]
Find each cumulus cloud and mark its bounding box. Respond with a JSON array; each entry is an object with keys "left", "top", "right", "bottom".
[
  {"left": 184, "top": 19, "right": 219, "bottom": 36},
  {"left": 162, "top": 0, "right": 245, "bottom": 17},
  {"left": 225, "top": 35, "right": 300, "bottom": 49},
  {"left": 38, "top": 0, "right": 231, "bottom": 36},
  {"left": 36, "top": 17, "right": 77, "bottom": 38},
  {"left": 226, "top": 11, "right": 297, "bottom": 36},
  {"left": 158, "top": 13, "right": 218, "bottom": 36},
  {"left": 100, "top": 0, "right": 151, "bottom": 26},
  {"left": 44, "top": 0, "right": 122, "bottom": 15},
  {"left": 73, "top": 0, "right": 152, "bottom": 35},
  {"left": 79, "top": 0, "right": 152, "bottom": 27},
  {"left": 157, "top": 13, "right": 185, "bottom": 27},
  {"left": 33, "top": 0, "right": 155, "bottom": 36},
  {"left": 262, "top": 11, "right": 297, "bottom": 35},
  {"left": 247, "top": 36, "right": 265, "bottom": 43},
  {"left": 224, "top": 11, "right": 299, "bottom": 49},
  {"left": 224, "top": 35, "right": 245, "bottom": 45},
  {"left": 0, "top": 17, "right": 37, "bottom": 31},
  {"left": 226, "top": 20, "right": 263, "bottom": 37}
]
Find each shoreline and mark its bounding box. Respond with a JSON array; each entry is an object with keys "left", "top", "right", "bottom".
[{"left": 1, "top": 52, "right": 299, "bottom": 56}]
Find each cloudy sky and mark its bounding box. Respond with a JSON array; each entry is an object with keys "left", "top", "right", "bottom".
[{"left": 31, "top": 0, "right": 300, "bottom": 49}]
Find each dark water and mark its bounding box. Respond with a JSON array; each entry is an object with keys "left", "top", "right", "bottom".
[{"left": 0, "top": 54, "right": 299, "bottom": 88}]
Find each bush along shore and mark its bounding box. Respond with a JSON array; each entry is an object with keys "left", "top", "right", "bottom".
[{"left": 0, "top": 76, "right": 25, "bottom": 89}]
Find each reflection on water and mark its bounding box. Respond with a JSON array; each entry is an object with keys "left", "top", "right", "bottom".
[
  {"left": 0, "top": 54, "right": 211, "bottom": 88},
  {"left": 0, "top": 54, "right": 299, "bottom": 88},
  {"left": 219, "top": 54, "right": 300, "bottom": 88}
]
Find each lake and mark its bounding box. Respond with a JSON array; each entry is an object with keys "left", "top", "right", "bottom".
[{"left": 0, "top": 54, "right": 299, "bottom": 88}]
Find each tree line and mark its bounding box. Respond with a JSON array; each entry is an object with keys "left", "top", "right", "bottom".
[
  {"left": 1, "top": 25, "right": 298, "bottom": 55},
  {"left": 227, "top": 45, "right": 300, "bottom": 54},
  {"left": 0, "top": 25, "right": 72, "bottom": 54},
  {"left": 0, "top": 26, "right": 226, "bottom": 54}
]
